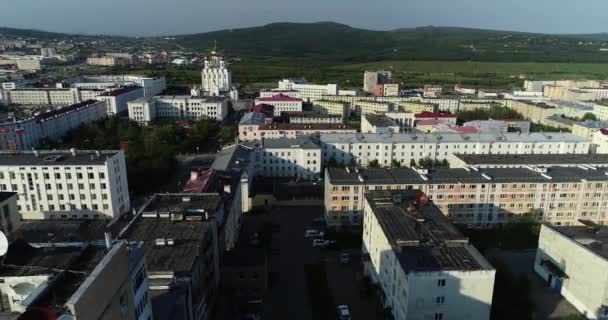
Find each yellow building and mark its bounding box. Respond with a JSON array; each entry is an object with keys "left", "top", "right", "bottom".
[
  {"left": 507, "top": 100, "right": 561, "bottom": 122},
  {"left": 397, "top": 101, "right": 437, "bottom": 113}
]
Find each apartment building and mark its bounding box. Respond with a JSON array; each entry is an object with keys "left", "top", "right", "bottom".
[
  {"left": 254, "top": 137, "right": 322, "bottom": 179},
  {"left": 281, "top": 111, "right": 343, "bottom": 124},
  {"left": 64, "top": 75, "right": 166, "bottom": 97},
  {"left": 238, "top": 112, "right": 267, "bottom": 141},
  {"left": 254, "top": 94, "right": 303, "bottom": 116},
  {"left": 447, "top": 153, "right": 608, "bottom": 169},
  {"left": 363, "top": 70, "right": 392, "bottom": 93},
  {"left": 7, "top": 87, "right": 104, "bottom": 106},
  {"left": 362, "top": 190, "right": 495, "bottom": 320},
  {"left": 321, "top": 132, "right": 588, "bottom": 167},
  {"left": 398, "top": 101, "right": 438, "bottom": 114},
  {"left": 0, "top": 100, "right": 107, "bottom": 150},
  {"left": 312, "top": 99, "right": 350, "bottom": 117},
  {"left": 506, "top": 100, "right": 562, "bottom": 122},
  {"left": 355, "top": 100, "right": 394, "bottom": 115},
  {"left": 96, "top": 86, "right": 144, "bottom": 115},
  {"left": 120, "top": 194, "right": 222, "bottom": 320},
  {"left": 384, "top": 112, "right": 415, "bottom": 131},
  {"left": 361, "top": 114, "right": 400, "bottom": 134},
  {"left": 0, "top": 240, "right": 151, "bottom": 320},
  {"left": 458, "top": 100, "right": 505, "bottom": 112},
  {"left": 593, "top": 102, "right": 608, "bottom": 121},
  {"left": 0, "top": 149, "right": 130, "bottom": 220},
  {"left": 571, "top": 121, "right": 608, "bottom": 140},
  {"left": 278, "top": 79, "right": 339, "bottom": 102},
  {"left": 240, "top": 123, "right": 356, "bottom": 142},
  {"left": 534, "top": 223, "right": 608, "bottom": 319},
  {"left": 419, "top": 97, "right": 461, "bottom": 113},
  {"left": 259, "top": 89, "right": 301, "bottom": 99},
  {"left": 128, "top": 95, "right": 229, "bottom": 124},
  {"left": 524, "top": 80, "right": 600, "bottom": 92},
  {"left": 325, "top": 165, "right": 608, "bottom": 228}
]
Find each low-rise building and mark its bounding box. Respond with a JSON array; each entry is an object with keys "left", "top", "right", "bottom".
[
  {"left": 254, "top": 137, "right": 321, "bottom": 179},
  {"left": 128, "top": 95, "right": 229, "bottom": 124},
  {"left": 414, "top": 112, "right": 457, "bottom": 126},
  {"left": 259, "top": 89, "right": 301, "bottom": 99},
  {"left": 355, "top": 100, "right": 394, "bottom": 115},
  {"left": 96, "top": 86, "right": 144, "bottom": 115},
  {"left": 507, "top": 100, "right": 561, "bottom": 122},
  {"left": 540, "top": 115, "right": 576, "bottom": 131},
  {"left": 242, "top": 123, "right": 356, "bottom": 141},
  {"left": 362, "top": 190, "right": 495, "bottom": 320},
  {"left": 278, "top": 79, "right": 339, "bottom": 102},
  {"left": 0, "top": 149, "right": 130, "bottom": 220},
  {"left": 593, "top": 102, "right": 608, "bottom": 121},
  {"left": 62, "top": 75, "right": 166, "bottom": 97},
  {"left": 0, "top": 240, "right": 151, "bottom": 320},
  {"left": 361, "top": 114, "right": 400, "bottom": 133},
  {"left": 312, "top": 99, "right": 350, "bottom": 117},
  {"left": 534, "top": 222, "right": 608, "bottom": 319},
  {"left": 321, "top": 132, "right": 589, "bottom": 168},
  {"left": 0, "top": 100, "right": 108, "bottom": 150},
  {"left": 384, "top": 112, "right": 415, "bottom": 131},
  {"left": 6, "top": 87, "right": 104, "bottom": 106},
  {"left": 238, "top": 112, "right": 267, "bottom": 141},
  {"left": 280, "top": 111, "right": 343, "bottom": 124},
  {"left": 571, "top": 121, "right": 608, "bottom": 140},
  {"left": 254, "top": 94, "right": 303, "bottom": 116},
  {"left": 325, "top": 165, "right": 608, "bottom": 227},
  {"left": 398, "top": 101, "right": 438, "bottom": 114}
]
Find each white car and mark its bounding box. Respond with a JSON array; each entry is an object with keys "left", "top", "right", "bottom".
[
  {"left": 337, "top": 305, "right": 351, "bottom": 320},
  {"left": 304, "top": 229, "right": 324, "bottom": 238}
]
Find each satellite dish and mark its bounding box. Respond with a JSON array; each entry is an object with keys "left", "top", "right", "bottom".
[{"left": 0, "top": 231, "right": 8, "bottom": 256}]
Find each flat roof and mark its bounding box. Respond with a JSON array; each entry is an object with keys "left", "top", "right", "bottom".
[
  {"left": 262, "top": 136, "right": 321, "bottom": 150},
  {"left": 259, "top": 123, "right": 355, "bottom": 131},
  {"left": 365, "top": 190, "right": 492, "bottom": 272},
  {"left": 211, "top": 143, "right": 254, "bottom": 172},
  {"left": 328, "top": 166, "right": 608, "bottom": 185},
  {"left": 320, "top": 132, "right": 586, "bottom": 144},
  {"left": 282, "top": 111, "right": 342, "bottom": 118},
  {"left": 574, "top": 121, "right": 608, "bottom": 129},
  {"left": 0, "top": 150, "right": 120, "bottom": 166},
  {"left": 364, "top": 114, "right": 398, "bottom": 127},
  {"left": 97, "top": 85, "right": 142, "bottom": 96},
  {"left": 453, "top": 154, "right": 608, "bottom": 166},
  {"left": 548, "top": 222, "right": 608, "bottom": 260}
]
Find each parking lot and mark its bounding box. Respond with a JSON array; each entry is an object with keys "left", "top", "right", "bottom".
[{"left": 262, "top": 205, "right": 383, "bottom": 320}]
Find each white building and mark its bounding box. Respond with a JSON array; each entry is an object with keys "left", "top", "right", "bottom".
[
  {"left": 259, "top": 89, "right": 301, "bottom": 99},
  {"left": 201, "top": 50, "right": 232, "bottom": 95},
  {"left": 6, "top": 88, "right": 103, "bottom": 106},
  {"left": 534, "top": 223, "right": 608, "bottom": 319},
  {"left": 355, "top": 100, "right": 394, "bottom": 115},
  {"left": 384, "top": 112, "right": 416, "bottom": 131},
  {"left": 240, "top": 123, "right": 356, "bottom": 142},
  {"left": 254, "top": 137, "right": 321, "bottom": 179},
  {"left": 362, "top": 190, "right": 495, "bottom": 320},
  {"left": 128, "top": 95, "right": 229, "bottom": 125},
  {"left": 363, "top": 71, "right": 392, "bottom": 93},
  {"left": 278, "top": 79, "right": 339, "bottom": 102},
  {"left": 95, "top": 86, "right": 144, "bottom": 115},
  {"left": 321, "top": 132, "right": 590, "bottom": 167},
  {"left": 62, "top": 75, "right": 166, "bottom": 97},
  {"left": 0, "top": 100, "right": 108, "bottom": 150},
  {"left": 0, "top": 149, "right": 130, "bottom": 220},
  {"left": 361, "top": 114, "right": 400, "bottom": 134},
  {"left": 255, "top": 94, "right": 303, "bottom": 116}
]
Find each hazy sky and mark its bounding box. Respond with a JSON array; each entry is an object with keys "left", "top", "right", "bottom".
[{"left": 1, "top": 0, "right": 607, "bottom": 36}]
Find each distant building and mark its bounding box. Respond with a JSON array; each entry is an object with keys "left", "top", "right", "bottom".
[
  {"left": 95, "top": 86, "right": 144, "bottom": 115},
  {"left": 62, "top": 75, "right": 166, "bottom": 97},
  {"left": 280, "top": 111, "right": 343, "bottom": 124},
  {"left": 278, "top": 79, "right": 339, "bottom": 102},
  {"left": 535, "top": 222, "right": 608, "bottom": 319},
  {"left": 0, "top": 100, "right": 108, "bottom": 150},
  {"left": 128, "top": 95, "right": 229, "bottom": 125},
  {"left": 0, "top": 149, "right": 130, "bottom": 220},
  {"left": 354, "top": 100, "right": 394, "bottom": 115},
  {"left": 0, "top": 240, "right": 151, "bottom": 320},
  {"left": 398, "top": 101, "right": 438, "bottom": 114},
  {"left": 239, "top": 122, "right": 355, "bottom": 142},
  {"left": 423, "top": 85, "right": 443, "bottom": 98},
  {"left": 199, "top": 49, "right": 235, "bottom": 99},
  {"left": 259, "top": 89, "right": 301, "bottom": 99},
  {"left": 414, "top": 112, "right": 457, "bottom": 126},
  {"left": 448, "top": 153, "right": 608, "bottom": 169},
  {"left": 6, "top": 87, "right": 103, "bottom": 106},
  {"left": 312, "top": 99, "right": 350, "bottom": 117},
  {"left": 571, "top": 121, "right": 608, "bottom": 141},
  {"left": 362, "top": 190, "right": 495, "bottom": 320},
  {"left": 363, "top": 70, "right": 392, "bottom": 93},
  {"left": 361, "top": 114, "right": 400, "bottom": 134},
  {"left": 254, "top": 137, "right": 322, "bottom": 179},
  {"left": 254, "top": 94, "right": 303, "bottom": 116}
]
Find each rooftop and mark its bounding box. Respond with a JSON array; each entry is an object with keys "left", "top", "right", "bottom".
[
  {"left": 281, "top": 111, "right": 342, "bottom": 119},
  {"left": 122, "top": 194, "right": 222, "bottom": 273},
  {"left": 97, "top": 85, "right": 142, "bottom": 96},
  {"left": 211, "top": 143, "right": 254, "bottom": 172},
  {"left": 239, "top": 112, "right": 266, "bottom": 125},
  {"left": 364, "top": 114, "right": 398, "bottom": 128},
  {"left": 549, "top": 222, "right": 608, "bottom": 260},
  {"left": 453, "top": 153, "right": 608, "bottom": 166},
  {"left": 0, "top": 149, "right": 121, "bottom": 166},
  {"left": 574, "top": 121, "right": 608, "bottom": 129},
  {"left": 365, "top": 190, "right": 492, "bottom": 272},
  {"left": 262, "top": 136, "right": 321, "bottom": 149},
  {"left": 320, "top": 132, "right": 586, "bottom": 144},
  {"left": 415, "top": 112, "right": 456, "bottom": 119},
  {"left": 256, "top": 94, "right": 302, "bottom": 102},
  {"left": 259, "top": 123, "right": 355, "bottom": 131},
  {"left": 327, "top": 165, "right": 608, "bottom": 185}
]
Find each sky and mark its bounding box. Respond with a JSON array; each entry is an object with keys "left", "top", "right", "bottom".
[{"left": 1, "top": 0, "right": 607, "bottom": 36}]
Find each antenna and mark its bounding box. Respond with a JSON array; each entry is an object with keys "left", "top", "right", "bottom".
[{"left": 0, "top": 231, "right": 8, "bottom": 256}]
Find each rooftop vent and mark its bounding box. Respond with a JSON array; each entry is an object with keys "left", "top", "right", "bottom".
[
  {"left": 482, "top": 173, "right": 492, "bottom": 180},
  {"left": 155, "top": 238, "right": 166, "bottom": 246},
  {"left": 43, "top": 155, "right": 64, "bottom": 162}
]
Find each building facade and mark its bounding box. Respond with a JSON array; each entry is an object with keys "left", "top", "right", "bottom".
[
  {"left": 355, "top": 100, "right": 394, "bottom": 115},
  {"left": 255, "top": 94, "right": 303, "bottom": 116},
  {"left": 96, "top": 86, "right": 144, "bottom": 115},
  {"left": 254, "top": 137, "right": 322, "bottom": 179},
  {"left": 128, "top": 96, "right": 229, "bottom": 124},
  {"left": 64, "top": 75, "right": 166, "bottom": 97},
  {"left": 239, "top": 123, "right": 356, "bottom": 142},
  {"left": 0, "top": 149, "right": 130, "bottom": 220},
  {"left": 278, "top": 79, "right": 339, "bottom": 102},
  {"left": 312, "top": 100, "right": 350, "bottom": 117}
]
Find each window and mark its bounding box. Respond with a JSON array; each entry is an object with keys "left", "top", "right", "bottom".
[
  {"left": 437, "top": 279, "right": 446, "bottom": 287},
  {"left": 434, "top": 313, "right": 443, "bottom": 320},
  {"left": 436, "top": 296, "right": 445, "bottom": 305}
]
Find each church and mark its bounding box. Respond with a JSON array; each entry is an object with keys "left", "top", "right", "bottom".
[{"left": 192, "top": 45, "right": 239, "bottom": 100}]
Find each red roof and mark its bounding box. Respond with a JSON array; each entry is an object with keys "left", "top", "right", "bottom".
[
  {"left": 600, "top": 128, "right": 608, "bottom": 136},
  {"left": 257, "top": 94, "right": 302, "bottom": 102},
  {"left": 415, "top": 112, "right": 456, "bottom": 119},
  {"left": 182, "top": 169, "right": 216, "bottom": 193},
  {"left": 415, "top": 120, "right": 443, "bottom": 126},
  {"left": 450, "top": 126, "right": 480, "bottom": 134}
]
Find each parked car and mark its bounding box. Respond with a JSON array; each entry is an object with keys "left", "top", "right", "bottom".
[
  {"left": 304, "top": 229, "right": 324, "bottom": 238},
  {"left": 312, "top": 239, "right": 336, "bottom": 248},
  {"left": 337, "top": 305, "right": 351, "bottom": 320},
  {"left": 339, "top": 252, "right": 351, "bottom": 264}
]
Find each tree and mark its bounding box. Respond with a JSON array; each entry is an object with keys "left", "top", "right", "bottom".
[
  {"left": 409, "top": 159, "right": 417, "bottom": 168},
  {"left": 368, "top": 159, "right": 380, "bottom": 168},
  {"left": 391, "top": 159, "right": 401, "bottom": 168},
  {"left": 582, "top": 112, "right": 598, "bottom": 121}
]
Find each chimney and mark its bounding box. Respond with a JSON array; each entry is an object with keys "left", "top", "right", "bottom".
[
  {"left": 70, "top": 148, "right": 77, "bottom": 156},
  {"left": 104, "top": 231, "right": 112, "bottom": 249}
]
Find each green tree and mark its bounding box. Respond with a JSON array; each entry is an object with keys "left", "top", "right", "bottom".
[
  {"left": 391, "top": 159, "right": 401, "bottom": 168},
  {"left": 582, "top": 112, "right": 598, "bottom": 121},
  {"left": 409, "top": 159, "right": 417, "bottom": 168},
  {"left": 368, "top": 159, "right": 380, "bottom": 168}
]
